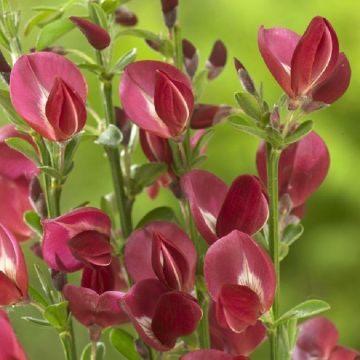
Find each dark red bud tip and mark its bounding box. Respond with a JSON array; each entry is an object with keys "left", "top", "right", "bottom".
[
  {"left": 161, "top": 0, "right": 178, "bottom": 28},
  {"left": 115, "top": 107, "right": 133, "bottom": 146},
  {"left": 234, "top": 57, "right": 245, "bottom": 72},
  {"left": 70, "top": 16, "right": 111, "bottom": 50},
  {"left": 29, "top": 177, "right": 48, "bottom": 218},
  {"left": 207, "top": 40, "right": 227, "bottom": 80},
  {"left": 145, "top": 39, "right": 162, "bottom": 52},
  {"left": 270, "top": 106, "right": 280, "bottom": 127},
  {"left": 115, "top": 6, "right": 138, "bottom": 27},
  {"left": 0, "top": 51, "right": 11, "bottom": 73},
  {"left": 182, "top": 39, "right": 199, "bottom": 77}
]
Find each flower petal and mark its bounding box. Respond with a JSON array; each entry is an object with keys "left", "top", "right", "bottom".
[
  {"left": 190, "top": 104, "right": 232, "bottom": 129},
  {"left": 258, "top": 26, "right": 300, "bottom": 96},
  {"left": 96, "top": 291, "right": 128, "bottom": 328},
  {"left": 330, "top": 346, "right": 360, "bottom": 360},
  {"left": 181, "top": 350, "right": 244, "bottom": 360},
  {"left": 216, "top": 175, "right": 269, "bottom": 237},
  {"left": 181, "top": 170, "right": 228, "bottom": 244}
]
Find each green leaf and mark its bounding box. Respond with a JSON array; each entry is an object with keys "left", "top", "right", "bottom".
[
  {"left": 235, "top": 92, "right": 261, "bottom": 121},
  {"left": 95, "top": 124, "right": 123, "bottom": 148},
  {"left": 287, "top": 318, "right": 298, "bottom": 349},
  {"left": 100, "top": 193, "right": 116, "bottom": 223},
  {"left": 284, "top": 120, "right": 314, "bottom": 145},
  {"left": 112, "top": 48, "right": 137, "bottom": 74},
  {"left": 132, "top": 162, "right": 167, "bottom": 189},
  {"left": 64, "top": 133, "right": 82, "bottom": 174},
  {"left": 266, "top": 126, "right": 284, "bottom": 148},
  {"left": 34, "top": 264, "right": 53, "bottom": 301},
  {"left": 0, "top": 90, "right": 27, "bottom": 128},
  {"left": 5, "top": 137, "right": 39, "bottom": 165},
  {"left": 24, "top": 211, "right": 42, "bottom": 236},
  {"left": 136, "top": 207, "right": 177, "bottom": 228},
  {"left": 22, "top": 316, "right": 51, "bottom": 327},
  {"left": 193, "top": 70, "right": 208, "bottom": 101},
  {"left": 91, "top": 2, "right": 108, "bottom": 30},
  {"left": 282, "top": 223, "right": 304, "bottom": 246},
  {"left": 228, "top": 115, "right": 267, "bottom": 140},
  {"left": 101, "top": 0, "right": 120, "bottom": 13},
  {"left": 110, "top": 328, "right": 141, "bottom": 360},
  {"left": 116, "top": 28, "right": 159, "bottom": 42},
  {"left": 29, "top": 286, "right": 49, "bottom": 308},
  {"left": 81, "top": 342, "right": 105, "bottom": 360},
  {"left": 24, "top": 10, "right": 62, "bottom": 36},
  {"left": 77, "top": 63, "right": 103, "bottom": 74},
  {"left": 36, "top": 18, "right": 75, "bottom": 50},
  {"left": 44, "top": 301, "right": 69, "bottom": 330},
  {"left": 275, "top": 300, "right": 330, "bottom": 326},
  {"left": 65, "top": 48, "right": 96, "bottom": 64},
  {"left": 39, "top": 166, "right": 62, "bottom": 180}
]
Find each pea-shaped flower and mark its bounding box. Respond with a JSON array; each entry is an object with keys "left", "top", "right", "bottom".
[
  {"left": 10, "top": 52, "right": 88, "bottom": 141},
  {"left": 120, "top": 60, "right": 194, "bottom": 139}
]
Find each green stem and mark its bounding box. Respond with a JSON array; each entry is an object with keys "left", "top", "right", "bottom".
[
  {"left": 91, "top": 341, "right": 97, "bottom": 360},
  {"left": 173, "top": 24, "right": 183, "bottom": 69},
  {"left": 59, "top": 332, "right": 73, "bottom": 360},
  {"left": 266, "top": 143, "right": 281, "bottom": 360}
]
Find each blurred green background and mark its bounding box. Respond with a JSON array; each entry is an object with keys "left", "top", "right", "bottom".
[{"left": 5, "top": 0, "right": 360, "bottom": 358}]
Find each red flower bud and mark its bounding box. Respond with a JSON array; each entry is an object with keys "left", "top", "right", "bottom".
[
  {"left": 190, "top": 104, "right": 233, "bottom": 129},
  {"left": 258, "top": 17, "right": 351, "bottom": 105},
  {"left": 70, "top": 16, "right": 111, "bottom": 50},
  {"left": 234, "top": 58, "right": 256, "bottom": 95},
  {"left": 115, "top": 6, "right": 138, "bottom": 27},
  {"left": 120, "top": 61, "right": 194, "bottom": 139},
  {"left": 125, "top": 221, "right": 196, "bottom": 292},
  {"left": 10, "top": 52, "right": 87, "bottom": 141},
  {"left": 161, "top": 0, "right": 178, "bottom": 28},
  {"left": 206, "top": 40, "right": 227, "bottom": 80},
  {"left": 140, "top": 130, "right": 173, "bottom": 164},
  {"left": 182, "top": 39, "right": 199, "bottom": 78},
  {"left": 0, "top": 310, "right": 27, "bottom": 359},
  {"left": 204, "top": 231, "right": 276, "bottom": 332},
  {"left": 181, "top": 350, "right": 248, "bottom": 360},
  {"left": 42, "top": 207, "right": 112, "bottom": 272},
  {"left": 120, "top": 279, "right": 202, "bottom": 351},
  {"left": 0, "top": 50, "right": 11, "bottom": 75},
  {"left": 181, "top": 170, "right": 268, "bottom": 245},
  {"left": 0, "top": 224, "right": 28, "bottom": 305},
  {"left": 256, "top": 131, "right": 330, "bottom": 209}
]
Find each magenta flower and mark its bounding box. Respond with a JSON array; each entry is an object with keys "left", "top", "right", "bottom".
[
  {"left": 293, "top": 317, "right": 359, "bottom": 360},
  {"left": 0, "top": 125, "right": 38, "bottom": 242},
  {"left": 204, "top": 230, "right": 276, "bottom": 333},
  {"left": 181, "top": 350, "right": 248, "bottom": 360},
  {"left": 70, "top": 17, "right": 111, "bottom": 50},
  {"left": 0, "top": 224, "right": 28, "bottom": 306},
  {"left": 42, "top": 207, "right": 112, "bottom": 272},
  {"left": 181, "top": 170, "right": 269, "bottom": 245},
  {"left": 258, "top": 17, "right": 351, "bottom": 105},
  {"left": 120, "top": 61, "right": 194, "bottom": 139},
  {"left": 256, "top": 131, "right": 330, "bottom": 209},
  {"left": 120, "top": 278, "right": 202, "bottom": 351},
  {"left": 125, "top": 221, "right": 196, "bottom": 292},
  {"left": 190, "top": 104, "right": 233, "bottom": 129},
  {"left": 0, "top": 310, "right": 27, "bottom": 359},
  {"left": 63, "top": 285, "right": 127, "bottom": 331},
  {"left": 10, "top": 52, "right": 87, "bottom": 141}
]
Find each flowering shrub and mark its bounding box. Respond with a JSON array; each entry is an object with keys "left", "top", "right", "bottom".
[{"left": 0, "top": 0, "right": 356, "bottom": 359}]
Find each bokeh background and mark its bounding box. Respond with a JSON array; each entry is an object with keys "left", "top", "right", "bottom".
[{"left": 5, "top": 0, "right": 360, "bottom": 358}]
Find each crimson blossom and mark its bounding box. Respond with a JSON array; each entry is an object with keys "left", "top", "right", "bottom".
[
  {"left": 181, "top": 170, "right": 269, "bottom": 244},
  {"left": 120, "top": 60, "right": 194, "bottom": 139},
  {"left": 204, "top": 230, "right": 276, "bottom": 333},
  {"left": 10, "top": 52, "right": 88, "bottom": 141},
  {"left": 42, "top": 207, "right": 112, "bottom": 273},
  {"left": 293, "top": 317, "right": 359, "bottom": 360},
  {"left": 256, "top": 131, "right": 330, "bottom": 213},
  {"left": 0, "top": 310, "right": 27, "bottom": 360},
  {"left": 258, "top": 16, "right": 351, "bottom": 108},
  {"left": 181, "top": 349, "right": 247, "bottom": 360},
  {"left": 0, "top": 224, "right": 28, "bottom": 306},
  {"left": 0, "top": 125, "right": 38, "bottom": 242}
]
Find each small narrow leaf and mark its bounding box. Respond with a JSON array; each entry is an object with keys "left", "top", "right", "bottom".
[
  {"left": 0, "top": 90, "right": 27, "bottom": 128},
  {"left": 29, "top": 286, "right": 49, "bottom": 308},
  {"left": 44, "top": 301, "right": 69, "bottom": 330},
  {"left": 136, "top": 207, "right": 177, "bottom": 228},
  {"left": 39, "top": 166, "right": 62, "bottom": 180},
  {"left": 132, "top": 162, "right": 167, "bottom": 189},
  {"left": 24, "top": 10, "right": 62, "bottom": 36},
  {"left": 282, "top": 223, "right": 304, "bottom": 246},
  {"left": 5, "top": 137, "right": 39, "bottom": 165},
  {"left": 81, "top": 342, "right": 105, "bottom": 360},
  {"left": 275, "top": 300, "right": 330, "bottom": 326},
  {"left": 91, "top": 2, "right": 109, "bottom": 30},
  {"left": 110, "top": 329, "right": 141, "bottom": 360},
  {"left": 228, "top": 115, "right": 267, "bottom": 140},
  {"left": 24, "top": 211, "right": 43, "bottom": 236},
  {"left": 284, "top": 120, "right": 314, "bottom": 145},
  {"left": 34, "top": 264, "right": 53, "bottom": 302},
  {"left": 235, "top": 92, "right": 261, "bottom": 120},
  {"left": 112, "top": 48, "right": 137, "bottom": 74},
  {"left": 193, "top": 70, "right": 208, "bottom": 101},
  {"left": 95, "top": 124, "right": 123, "bottom": 148},
  {"left": 22, "top": 317, "right": 51, "bottom": 327},
  {"left": 115, "top": 28, "right": 159, "bottom": 42}
]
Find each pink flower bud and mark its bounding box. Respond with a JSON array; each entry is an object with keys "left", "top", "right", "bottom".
[
  {"left": 42, "top": 207, "right": 112, "bottom": 272},
  {"left": 234, "top": 58, "right": 256, "bottom": 95},
  {"left": 190, "top": 104, "right": 233, "bottom": 129},
  {"left": 181, "top": 350, "right": 248, "bottom": 360},
  {"left": 120, "top": 279, "right": 202, "bottom": 351},
  {"left": 204, "top": 230, "right": 276, "bottom": 332},
  {"left": 256, "top": 131, "right": 330, "bottom": 209},
  {"left": 182, "top": 39, "right": 199, "bottom": 78},
  {"left": 10, "top": 52, "right": 88, "bottom": 141},
  {"left": 161, "top": 0, "right": 178, "bottom": 28},
  {"left": 0, "top": 224, "right": 28, "bottom": 305},
  {"left": 120, "top": 61, "right": 194, "bottom": 139},
  {"left": 258, "top": 17, "right": 351, "bottom": 105},
  {"left": 70, "top": 16, "right": 111, "bottom": 50},
  {"left": 0, "top": 310, "right": 27, "bottom": 359},
  {"left": 206, "top": 40, "right": 227, "bottom": 80},
  {"left": 293, "top": 317, "right": 359, "bottom": 360},
  {"left": 140, "top": 130, "right": 173, "bottom": 164},
  {"left": 125, "top": 221, "right": 196, "bottom": 292},
  {"left": 181, "top": 170, "right": 269, "bottom": 245},
  {"left": 115, "top": 6, "right": 138, "bottom": 27},
  {"left": 63, "top": 285, "right": 127, "bottom": 329}
]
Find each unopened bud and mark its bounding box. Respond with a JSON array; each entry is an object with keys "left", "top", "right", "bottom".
[
  {"left": 270, "top": 106, "right": 280, "bottom": 128},
  {"left": 115, "top": 6, "right": 138, "bottom": 27},
  {"left": 182, "top": 39, "right": 198, "bottom": 78},
  {"left": 206, "top": 40, "right": 227, "bottom": 80},
  {"left": 161, "top": 0, "right": 178, "bottom": 28},
  {"left": 234, "top": 58, "right": 256, "bottom": 95}
]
